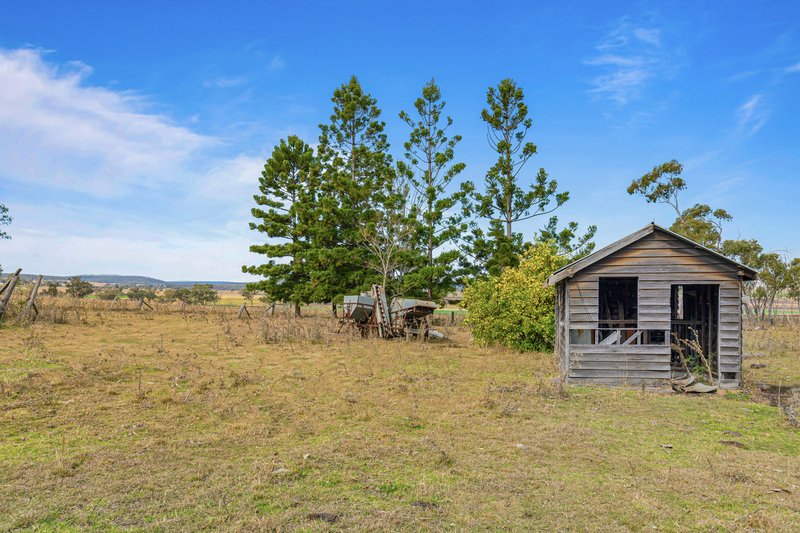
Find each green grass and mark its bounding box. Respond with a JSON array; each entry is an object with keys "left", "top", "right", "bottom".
[{"left": 0, "top": 309, "right": 798, "bottom": 530}]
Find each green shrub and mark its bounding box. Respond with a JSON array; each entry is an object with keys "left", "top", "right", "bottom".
[
  {"left": 462, "top": 242, "right": 567, "bottom": 352},
  {"left": 189, "top": 284, "right": 219, "bottom": 304},
  {"left": 126, "top": 287, "right": 157, "bottom": 301},
  {"left": 96, "top": 287, "right": 123, "bottom": 300},
  {"left": 65, "top": 276, "right": 94, "bottom": 298}
]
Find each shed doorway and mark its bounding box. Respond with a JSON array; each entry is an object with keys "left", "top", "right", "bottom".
[{"left": 670, "top": 284, "right": 719, "bottom": 377}]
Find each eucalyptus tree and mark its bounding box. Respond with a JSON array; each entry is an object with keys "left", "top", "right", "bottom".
[
  {"left": 628, "top": 160, "right": 732, "bottom": 250},
  {"left": 721, "top": 239, "right": 790, "bottom": 321}
]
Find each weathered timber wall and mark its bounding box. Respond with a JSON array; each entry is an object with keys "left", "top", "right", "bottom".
[{"left": 564, "top": 230, "right": 742, "bottom": 387}]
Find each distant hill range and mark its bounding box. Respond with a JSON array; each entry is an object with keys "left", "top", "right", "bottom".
[{"left": 15, "top": 273, "right": 246, "bottom": 291}]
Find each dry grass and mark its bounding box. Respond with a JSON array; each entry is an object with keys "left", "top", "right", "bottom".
[{"left": 1, "top": 309, "right": 799, "bottom": 531}]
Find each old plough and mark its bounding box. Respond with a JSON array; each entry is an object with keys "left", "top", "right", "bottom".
[{"left": 339, "top": 284, "right": 443, "bottom": 339}]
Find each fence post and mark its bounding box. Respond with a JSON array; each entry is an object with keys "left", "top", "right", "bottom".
[
  {"left": 17, "top": 275, "right": 43, "bottom": 323},
  {"left": 0, "top": 273, "right": 20, "bottom": 322},
  {"left": 0, "top": 268, "right": 22, "bottom": 297}
]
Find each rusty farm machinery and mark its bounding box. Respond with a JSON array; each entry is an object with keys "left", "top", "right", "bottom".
[{"left": 340, "top": 284, "right": 443, "bottom": 339}]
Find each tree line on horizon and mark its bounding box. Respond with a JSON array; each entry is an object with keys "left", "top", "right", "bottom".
[{"left": 30, "top": 276, "right": 221, "bottom": 305}]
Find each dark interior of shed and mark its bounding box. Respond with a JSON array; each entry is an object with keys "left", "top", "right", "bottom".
[
  {"left": 670, "top": 284, "right": 719, "bottom": 375},
  {"left": 598, "top": 277, "right": 639, "bottom": 343}
]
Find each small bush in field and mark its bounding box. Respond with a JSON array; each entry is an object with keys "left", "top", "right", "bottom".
[
  {"left": 190, "top": 284, "right": 219, "bottom": 304},
  {"left": 126, "top": 287, "right": 157, "bottom": 301},
  {"left": 65, "top": 276, "right": 94, "bottom": 298},
  {"left": 96, "top": 287, "right": 123, "bottom": 300},
  {"left": 462, "top": 242, "right": 567, "bottom": 352}
]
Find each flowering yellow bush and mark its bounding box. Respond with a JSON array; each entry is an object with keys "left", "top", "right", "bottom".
[{"left": 462, "top": 242, "right": 567, "bottom": 351}]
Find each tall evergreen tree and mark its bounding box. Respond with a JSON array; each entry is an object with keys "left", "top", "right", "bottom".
[
  {"left": 398, "top": 80, "right": 468, "bottom": 299},
  {"left": 465, "top": 79, "right": 584, "bottom": 276},
  {"left": 537, "top": 216, "right": 596, "bottom": 259},
  {"left": 243, "top": 135, "right": 317, "bottom": 316},
  {"left": 309, "top": 76, "right": 394, "bottom": 309},
  {"left": 475, "top": 79, "right": 568, "bottom": 239}
]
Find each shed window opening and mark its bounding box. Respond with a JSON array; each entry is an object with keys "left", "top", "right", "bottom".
[{"left": 598, "top": 277, "right": 638, "bottom": 342}]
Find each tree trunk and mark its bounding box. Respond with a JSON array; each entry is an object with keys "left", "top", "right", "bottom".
[
  {"left": 294, "top": 301, "right": 301, "bottom": 317},
  {"left": 768, "top": 296, "right": 776, "bottom": 325},
  {"left": 427, "top": 143, "right": 434, "bottom": 300},
  {"left": 331, "top": 301, "right": 337, "bottom": 317}
]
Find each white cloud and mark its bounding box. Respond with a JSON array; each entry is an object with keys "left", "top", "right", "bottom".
[
  {"left": 4, "top": 224, "right": 256, "bottom": 281},
  {"left": 786, "top": 62, "right": 800, "bottom": 73},
  {"left": 0, "top": 48, "right": 277, "bottom": 279},
  {"left": 197, "top": 153, "right": 264, "bottom": 202},
  {"left": 0, "top": 48, "right": 213, "bottom": 196},
  {"left": 736, "top": 94, "right": 769, "bottom": 135},
  {"left": 587, "top": 20, "right": 673, "bottom": 106}
]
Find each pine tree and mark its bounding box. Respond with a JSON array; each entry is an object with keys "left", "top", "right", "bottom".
[
  {"left": 465, "top": 79, "right": 580, "bottom": 276},
  {"left": 309, "top": 76, "right": 394, "bottom": 310},
  {"left": 476, "top": 79, "right": 568, "bottom": 238},
  {"left": 398, "top": 79, "right": 468, "bottom": 300},
  {"left": 243, "top": 135, "right": 317, "bottom": 316}
]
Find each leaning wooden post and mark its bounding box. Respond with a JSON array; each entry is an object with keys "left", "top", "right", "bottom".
[
  {"left": 237, "top": 303, "right": 251, "bottom": 319},
  {"left": 17, "top": 275, "right": 43, "bottom": 323},
  {"left": 0, "top": 268, "right": 22, "bottom": 297},
  {"left": 0, "top": 273, "right": 20, "bottom": 322}
]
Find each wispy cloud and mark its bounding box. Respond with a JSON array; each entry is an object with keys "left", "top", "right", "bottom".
[
  {"left": 587, "top": 19, "right": 675, "bottom": 106},
  {"left": 269, "top": 55, "right": 285, "bottom": 71},
  {"left": 203, "top": 76, "right": 248, "bottom": 88},
  {"left": 786, "top": 62, "right": 800, "bottom": 73},
  {"left": 736, "top": 94, "right": 769, "bottom": 135},
  {"left": 0, "top": 47, "right": 273, "bottom": 279},
  {"left": 633, "top": 28, "right": 661, "bottom": 46},
  {"left": 0, "top": 48, "right": 213, "bottom": 196}
]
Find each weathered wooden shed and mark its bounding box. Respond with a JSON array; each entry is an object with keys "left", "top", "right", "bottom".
[{"left": 547, "top": 223, "right": 757, "bottom": 389}]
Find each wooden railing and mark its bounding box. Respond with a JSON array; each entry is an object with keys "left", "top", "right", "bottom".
[{"left": 569, "top": 328, "right": 668, "bottom": 346}]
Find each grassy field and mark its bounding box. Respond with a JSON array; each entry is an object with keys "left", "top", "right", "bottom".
[{"left": 1, "top": 302, "right": 799, "bottom": 531}]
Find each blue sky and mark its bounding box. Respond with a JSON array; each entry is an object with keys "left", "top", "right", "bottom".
[{"left": 1, "top": 1, "right": 798, "bottom": 280}]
